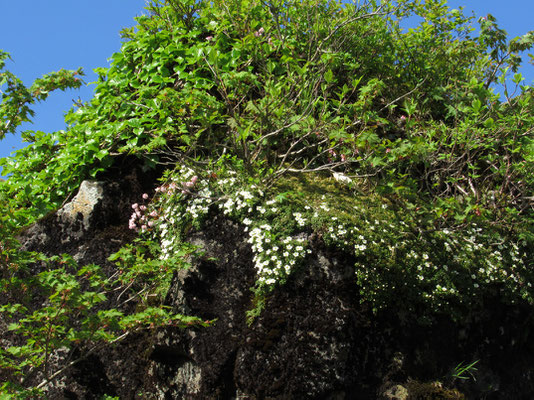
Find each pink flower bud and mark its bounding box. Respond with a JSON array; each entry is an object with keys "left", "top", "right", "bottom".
[
  {"left": 141, "top": 225, "right": 148, "bottom": 231},
  {"left": 191, "top": 176, "right": 198, "bottom": 184},
  {"left": 132, "top": 203, "right": 139, "bottom": 209},
  {"left": 142, "top": 193, "right": 149, "bottom": 200},
  {"left": 206, "top": 36, "right": 213, "bottom": 41},
  {"left": 140, "top": 205, "right": 147, "bottom": 211},
  {"left": 150, "top": 211, "right": 158, "bottom": 218}
]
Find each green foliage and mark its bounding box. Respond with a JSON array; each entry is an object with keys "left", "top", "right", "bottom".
[
  {"left": 109, "top": 236, "right": 198, "bottom": 302},
  {"left": 450, "top": 359, "right": 479, "bottom": 382},
  {"left": 2, "top": 0, "right": 533, "bottom": 226},
  {"left": 0, "top": 250, "right": 206, "bottom": 394},
  {"left": 0, "top": 50, "right": 83, "bottom": 140}
]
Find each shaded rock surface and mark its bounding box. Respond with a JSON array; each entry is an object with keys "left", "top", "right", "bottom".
[{"left": 8, "top": 168, "right": 534, "bottom": 399}]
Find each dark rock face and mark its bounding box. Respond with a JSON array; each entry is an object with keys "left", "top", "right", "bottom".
[
  {"left": 139, "top": 216, "right": 534, "bottom": 400},
  {"left": 9, "top": 168, "right": 534, "bottom": 399},
  {"left": 8, "top": 165, "right": 156, "bottom": 398}
]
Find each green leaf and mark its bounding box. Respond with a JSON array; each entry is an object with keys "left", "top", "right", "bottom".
[
  {"left": 471, "top": 98, "right": 482, "bottom": 113},
  {"left": 324, "top": 69, "right": 334, "bottom": 84}
]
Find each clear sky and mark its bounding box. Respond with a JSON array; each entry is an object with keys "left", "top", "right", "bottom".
[{"left": 1, "top": 0, "right": 533, "bottom": 177}]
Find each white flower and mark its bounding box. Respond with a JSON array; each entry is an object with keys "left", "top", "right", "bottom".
[{"left": 332, "top": 172, "right": 352, "bottom": 185}]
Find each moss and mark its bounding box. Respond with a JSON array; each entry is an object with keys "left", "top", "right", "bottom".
[
  {"left": 406, "top": 380, "right": 465, "bottom": 400},
  {"left": 270, "top": 172, "right": 393, "bottom": 227}
]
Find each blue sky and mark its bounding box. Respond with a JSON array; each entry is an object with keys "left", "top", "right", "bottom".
[
  {"left": 0, "top": 1, "right": 147, "bottom": 177},
  {"left": 1, "top": 0, "right": 533, "bottom": 177}
]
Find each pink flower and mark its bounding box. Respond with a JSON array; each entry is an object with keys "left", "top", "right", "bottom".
[
  {"left": 132, "top": 203, "right": 139, "bottom": 209},
  {"left": 142, "top": 193, "right": 149, "bottom": 200},
  {"left": 341, "top": 154, "right": 347, "bottom": 162},
  {"left": 128, "top": 218, "right": 137, "bottom": 230},
  {"left": 149, "top": 211, "right": 158, "bottom": 218},
  {"left": 140, "top": 205, "right": 147, "bottom": 211},
  {"left": 206, "top": 36, "right": 213, "bottom": 41},
  {"left": 254, "top": 27, "right": 265, "bottom": 37},
  {"left": 191, "top": 176, "right": 198, "bottom": 184}
]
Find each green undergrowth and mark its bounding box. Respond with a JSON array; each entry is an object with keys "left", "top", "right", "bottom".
[
  {"left": 272, "top": 174, "right": 533, "bottom": 321},
  {"left": 138, "top": 166, "right": 533, "bottom": 325}
]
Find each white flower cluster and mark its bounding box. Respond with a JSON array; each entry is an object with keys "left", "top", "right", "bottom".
[
  {"left": 159, "top": 222, "right": 177, "bottom": 260},
  {"left": 185, "top": 186, "right": 213, "bottom": 219},
  {"left": 212, "top": 172, "right": 265, "bottom": 218},
  {"left": 220, "top": 189, "right": 255, "bottom": 215},
  {"left": 159, "top": 170, "right": 311, "bottom": 288},
  {"left": 148, "top": 166, "right": 532, "bottom": 310},
  {"left": 152, "top": 166, "right": 214, "bottom": 259},
  {"left": 434, "top": 224, "right": 527, "bottom": 292},
  {"left": 247, "top": 224, "right": 310, "bottom": 286},
  {"left": 293, "top": 212, "right": 306, "bottom": 227},
  {"left": 323, "top": 220, "right": 374, "bottom": 253},
  {"left": 350, "top": 212, "right": 531, "bottom": 311}
]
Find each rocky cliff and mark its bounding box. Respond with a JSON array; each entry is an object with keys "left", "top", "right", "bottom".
[{"left": 9, "top": 167, "right": 534, "bottom": 400}]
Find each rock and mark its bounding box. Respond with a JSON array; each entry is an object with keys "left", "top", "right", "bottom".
[
  {"left": 7, "top": 167, "right": 534, "bottom": 399},
  {"left": 140, "top": 215, "right": 378, "bottom": 399},
  {"left": 57, "top": 180, "right": 105, "bottom": 232},
  {"left": 380, "top": 384, "right": 409, "bottom": 400}
]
